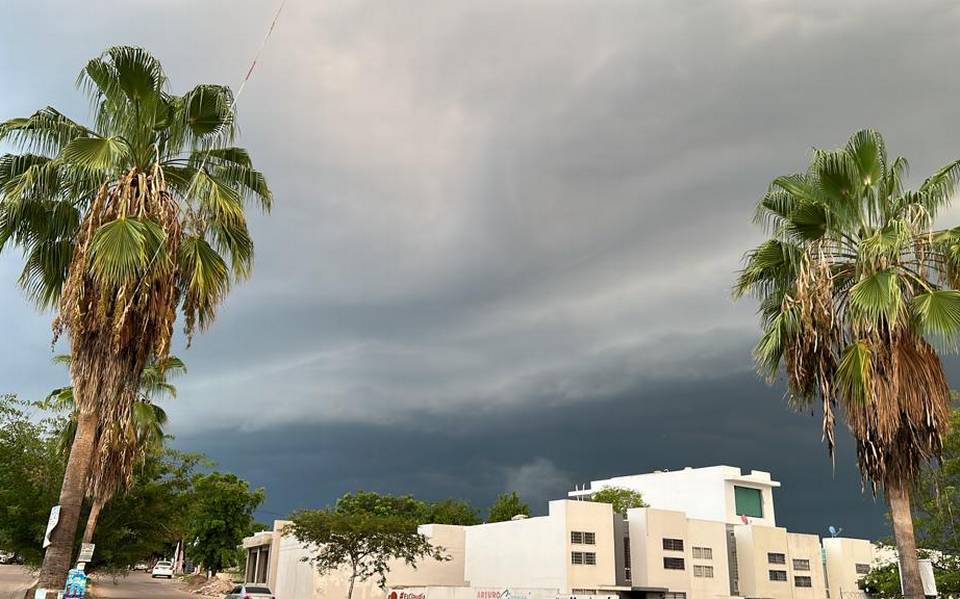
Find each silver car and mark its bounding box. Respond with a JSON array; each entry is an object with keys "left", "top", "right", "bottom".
[{"left": 225, "top": 584, "right": 274, "bottom": 599}]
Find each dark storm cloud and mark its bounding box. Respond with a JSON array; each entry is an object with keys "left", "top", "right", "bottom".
[
  {"left": 3, "top": 0, "right": 960, "bottom": 539},
  {"left": 176, "top": 364, "right": 890, "bottom": 538}
]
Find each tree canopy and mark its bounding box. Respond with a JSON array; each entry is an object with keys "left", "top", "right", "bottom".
[
  {"left": 186, "top": 472, "right": 265, "bottom": 575},
  {"left": 589, "top": 487, "right": 648, "bottom": 515},
  {"left": 487, "top": 491, "right": 530, "bottom": 523},
  {"left": 289, "top": 491, "right": 448, "bottom": 599}
]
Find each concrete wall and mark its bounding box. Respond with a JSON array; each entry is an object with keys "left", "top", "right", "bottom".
[
  {"left": 786, "top": 532, "right": 827, "bottom": 599},
  {"left": 464, "top": 511, "right": 564, "bottom": 591},
  {"left": 270, "top": 524, "right": 467, "bottom": 599},
  {"left": 626, "top": 508, "right": 732, "bottom": 599},
  {"left": 823, "top": 537, "right": 876, "bottom": 598},
  {"left": 572, "top": 466, "right": 778, "bottom": 527},
  {"left": 559, "top": 500, "right": 617, "bottom": 593}
]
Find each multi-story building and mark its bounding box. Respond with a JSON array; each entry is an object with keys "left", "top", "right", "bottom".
[{"left": 243, "top": 465, "right": 885, "bottom": 599}]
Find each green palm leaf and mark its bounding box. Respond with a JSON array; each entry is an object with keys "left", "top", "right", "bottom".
[{"left": 88, "top": 217, "right": 167, "bottom": 286}]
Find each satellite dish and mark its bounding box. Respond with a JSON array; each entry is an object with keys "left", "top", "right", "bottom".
[{"left": 828, "top": 526, "right": 842, "bottom": 538}]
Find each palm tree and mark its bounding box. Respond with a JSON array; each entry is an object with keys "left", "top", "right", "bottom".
[
  {"left": 0, "top": 46, "right": 271, "bottom": 589},
  {"left": 47, "top": 355, "right": 184, "bottom": 545},
  {"left": 736, "top": 129, "right": 960, "bottom": 599}
]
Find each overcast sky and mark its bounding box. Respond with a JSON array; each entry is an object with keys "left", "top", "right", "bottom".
[{"left": 3, "top": 0, "right": 960, "bottom": 537}]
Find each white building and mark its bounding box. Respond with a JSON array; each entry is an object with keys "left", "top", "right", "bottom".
[
  {"left": 568, "top": 466, "right": 779, "bottom": 528},
  {"left": 244, "top": 465, "right": 884, "bottom": 599}
]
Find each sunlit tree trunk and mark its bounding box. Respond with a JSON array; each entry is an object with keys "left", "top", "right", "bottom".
[
  {"left": 81, "top": 498, "right": 105, "bottom": 545},
  {"left": 888, "top": 478, "right": 924, "bottom": 599},
  {"left": 37, "top": 411, "right": 98, "bottom": 590},
  {"left": 347, "top": 566, "right": 357, "bottom": 599}
]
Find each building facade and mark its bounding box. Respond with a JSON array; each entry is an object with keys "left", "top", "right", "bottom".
[{"left": 244, "top": 466, "right": 884, "bottom": 599}]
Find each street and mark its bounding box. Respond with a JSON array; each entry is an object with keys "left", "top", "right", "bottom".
[{"left": 0, "top": 567, "right": 196, "bottom": 599}]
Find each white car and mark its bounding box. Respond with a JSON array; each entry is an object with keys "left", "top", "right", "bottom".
[
  {"left": 225, "top": 584, "right": 274, "bottom": 598},
  {"left": 150, "top": 560, "right": 174, "bottom": 578}
]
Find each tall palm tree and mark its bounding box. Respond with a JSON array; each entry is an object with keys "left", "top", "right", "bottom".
[
  {"left": 0, "top": 46, "right": 271, "bottom": 589},
  {"left": 47, "top": 355, "right": 184, "bottom": 545},
  {"left": 736, "top": 129, "right": 960, "bottom": 598}
]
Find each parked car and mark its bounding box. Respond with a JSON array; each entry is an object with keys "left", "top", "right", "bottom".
[
  {"left": 150, "top": 560, "right": 174, "bottom": 578},
  {"left": 132, "top": 561, "right": 150, "bottom": 571},
  {"left": 225, "top": 584, "right": 274, "bottom": 598},
  {"left": 0, "top": 551, "right": 17, "bottom": 565}
]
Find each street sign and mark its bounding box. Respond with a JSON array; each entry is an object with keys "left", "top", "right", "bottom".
[
  {"left": 77, "top": 543, "right": 95, "bottom": 563},
  {"left": 43, "top": 505, "right": 61, "bottom": 549}
]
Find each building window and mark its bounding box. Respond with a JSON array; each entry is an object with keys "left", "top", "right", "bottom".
[
  {"left": 664, "top": 594, "right": 687, "bottom": 599},
  {"left": 734, "top": 486, "right": 764, "bottom": 518},
  {"left": 795, "top": 576, "right": 813, "bottom": 588},
  {"left": 769, "top": 570, "right": 788, "bottom": 582},
  {"left": 694, "top": 565, "right": 714, "bottom": 578},
  {"left": 572, "top": 552, "right": 595, "bottom": 566},
  {"left": 692, "top": 546, "right": 713, "bottom": 560},
  {"left": 571, "top": 531, "right": 583, "bottom": 544},
  {"left": 664, "top": 557, "right": 685, "bottom": 570},
  {"left": 663, "top": 538, "right": 684, "bottom": 551},
  {"left": 583, "top": 532, "right": 596, "bottom": 545},
  {"left": 571, "top": 590, "right": 597, "bottom": 596},
  {"left": 856, "top": 563, "right": 871, "bottom": 575},
  {"left": 624, "top": 537, "right": 632, "bottom": 580},
  {"left": 793, "top": 558, "right": 810, "bottom": 571},
  {"left": 768, "top": 552, "right": 786, "bottom": 564}
]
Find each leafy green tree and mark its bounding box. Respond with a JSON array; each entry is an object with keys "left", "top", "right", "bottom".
[
  {"left": 423, "top": 499, "right": 481, "bottom": 525},
  {"left": 861, "top": 554, "right": 960, "bottom": 597},
  {"left": 45, "top": 354, "right": 185, "bottom": 545},
  {"left": 0, "top": 395, "right": 65, "bottom": 565},
  {"left": 335, "top": 491, "right": 427, "bottom": 520},
  {"left": 589, "top": 487, "right": 648, "bottom": 515},
  {"left": 487, "top": 491, "right": 530, "bottom": 523},
  {"left": 735, "top": 129, "right": 960, "bottom": 598},
  {"left": 187, "top": 472, "right": 265, "bottom": 575},
  {"left": 287, "top": 507, "right": 447, "bottom": 599},
  {"left": 0, "top": 45, "right": 271, "bottom": 588},
  {"left": 88, "top": 450, "right": 205, "bottom": 572}
]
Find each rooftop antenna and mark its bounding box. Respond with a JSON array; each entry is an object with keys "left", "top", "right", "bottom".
[{"left": 828, "top": 525, "right": 842, "bottom": 538}]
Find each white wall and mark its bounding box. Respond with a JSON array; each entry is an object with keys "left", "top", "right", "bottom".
[
  {"left": 571, "top": 466, "right": 778, "bottom": 526},
  {"left": 464, "top": 509, "right": 565, "bottom": 591}
]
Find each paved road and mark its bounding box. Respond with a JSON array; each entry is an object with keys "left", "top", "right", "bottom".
[
  {"left": 92, "top": 572, "right": 195, "bottom": 598},
  {"left": 0, "top": 567, "right": 195, "bottom": 599}
]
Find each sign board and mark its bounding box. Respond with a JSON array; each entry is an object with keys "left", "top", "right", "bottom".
[
  {"left": 43, "top": 505, "right": 61, "bottom": 549},
  {"left": 77, "top": 543, "right": 95, "bottom": 563},
  {"left": 63, "top": 567, "right": 88, "bottom": 599}
]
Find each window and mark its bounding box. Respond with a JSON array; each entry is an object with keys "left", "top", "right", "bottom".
[
  {"left": 769, "top": 570, "right": 788, "bottom": 582},
  {"left": 692, "top": 546, "right": 713, "bottom": 560},
  {"left": 571, "top": 531, "right": 583, "bottom": 544},
  {"left": 571, "top": 590, "right": 596, "bottom": 596},
  {"left": 734, "top": 486, "right": 763, "bottom": 518},
  {"left": 793, "top": 559, "right": 811, "bottom": 571},
  {"left": 795, "top": 576, "right": 813, "bottom": 588},
  {"left": 664, "top": 594, "right": 686, "bottom": 599},
  {"left": 768, "top": 552, "right": 786, "bottom": 564},
  {"left": 856, "top": 563, "right": 871, "bottom": 575},
  {"left": 572, "top": 552, "right": 595, "bottom": 566},
  {"left": 664, "top": 557, "right": 685, "bottom": 570},
  {"left": 694, "top": 565, "right": 714, "bottom": 578},
  {"left": 662, "top": 538, "right": 684, "bottom": 551},
  {"left": 583, "top": 532, "right": 596, "bottom": 545},
  {"left": 624, "top": 537, "right": 631, "bottom": 580}
]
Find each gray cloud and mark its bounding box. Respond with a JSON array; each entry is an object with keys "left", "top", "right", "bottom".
[{"left": 3, "top": 0, "right": 960, "bottom": 539}]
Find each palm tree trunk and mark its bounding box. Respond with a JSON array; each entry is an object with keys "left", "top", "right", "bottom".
[
  {"left": 888, "top": 477, "right": 925, "bottom": 599},
  {"left": 37, "top": 411, "right": 98, "bottom": 591},
  {"left": 81, "top": 498, "right": 104, "bottom": 545}
]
